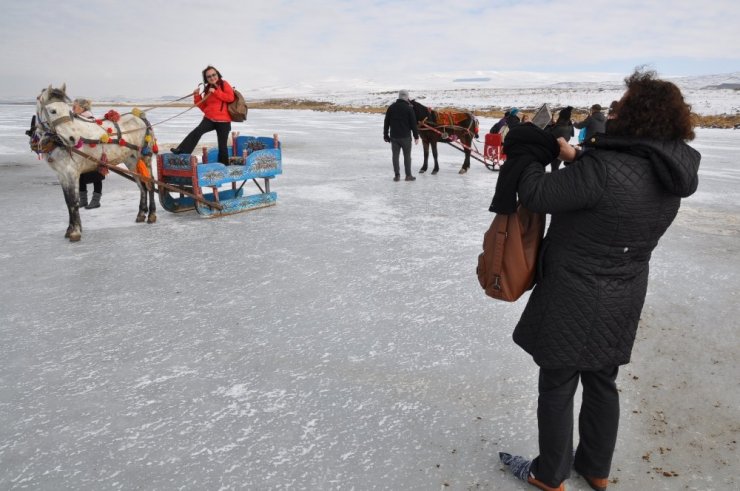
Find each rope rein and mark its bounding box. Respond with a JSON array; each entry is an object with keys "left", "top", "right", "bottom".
[
  {"left": 32, "top": 86, "right": 218, "bottom": 170},
  {"left": 59, "top": 91, "right": 213, "bottom": 138},
  {"left": 140, "top": 92, "right": 211, "bottom": 130}
]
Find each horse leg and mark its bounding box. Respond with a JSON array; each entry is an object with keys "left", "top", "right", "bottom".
[
  {"left": 431, "top": 141, "right": 440, "bottom": 174},
  {"left": 136, "top": 181, "right": 147, "bottom": 222},
  {"left": 61, "top": 179, "right": 82, "bottom": 241},
  {"left": 459, "top": 147, "right": 471, "bottom": 175},
  {"left": 138, "top": 156, "right": 157, "bottom": 224},
  {"left": 146, "top": 181, "right": 157, "bottom": 224},
  {"left": 419, "top": 139, "right": 429, "bottom": 173}
]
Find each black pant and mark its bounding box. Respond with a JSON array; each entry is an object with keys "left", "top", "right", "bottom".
[
  {"left": 530, "top": 366, "right": 620, "bottom": 487},
  {"left": 79, "top": 171, "right": 103, "bottom": 194},
  {"left": 178, "top": 118, "right": 232, "bottom": 164},
  {"left": 391, "top": 137, "right": 412, "bottom": 177}
]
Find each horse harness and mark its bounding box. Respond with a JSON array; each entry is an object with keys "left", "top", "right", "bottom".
[
  {"left": 32, "top": 95, "right": 155, "bottom": 164},
  {"left": 419, "top": 109, "right": 478, "bottom": 139}
]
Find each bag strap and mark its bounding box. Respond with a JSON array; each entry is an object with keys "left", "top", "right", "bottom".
[{"left": 490, "top": 214, "right": 509, "bottom": 291}]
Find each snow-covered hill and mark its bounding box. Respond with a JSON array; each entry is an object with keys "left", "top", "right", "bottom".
[
  {"left": 246, "top": 71, "right": 740, "bottom": 115},
  {"left": 5, "top": 72, "right": 738, "bottom": 115}
]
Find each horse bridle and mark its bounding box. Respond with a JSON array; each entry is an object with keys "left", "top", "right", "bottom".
[{"left": 36, "top": 94, "right": 74, "bottom": 137}]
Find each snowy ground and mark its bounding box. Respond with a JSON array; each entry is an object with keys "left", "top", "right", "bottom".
[
  {"left": 0, "top": 105, "right": 738, "bottom": 490},
  {"left": 251, "top": 85, "right": 740, "bottom": 117},
  {"left": 246, "top": 72, "right": 740, "bottom": 116}
]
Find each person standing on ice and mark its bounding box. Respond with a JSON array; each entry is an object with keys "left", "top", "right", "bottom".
[
  {"left": 73, "top": 98, "right": 104, "bottom": 209},
  {"left": 496, "top": 69, "right": 700, "bottom": 491},
  {"left": 171, "top": 65, "right": 235, "bottom": 164},
  {"left": 383, "top": 89, "right": 419, "bottom": 181},
  {"left": 574, "top": 103, "right": 606, "bottom": 143}
]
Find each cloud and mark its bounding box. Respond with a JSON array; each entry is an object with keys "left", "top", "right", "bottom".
[{"left": 1, "top": 0, "right": 737, "bottom": 98}]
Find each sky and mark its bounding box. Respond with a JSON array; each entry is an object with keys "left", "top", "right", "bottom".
[{"left": 1, "top": 0, "right": 739, "bottom": 99}]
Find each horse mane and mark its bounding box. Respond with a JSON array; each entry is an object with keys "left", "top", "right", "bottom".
[{"left": 410, "top": 99, "right": 431, "bottom": 121}]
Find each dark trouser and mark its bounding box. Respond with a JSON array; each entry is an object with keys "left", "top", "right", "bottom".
[
  {"left": 530, "top": 366, "right": 620, "bottom": 487},
  {"left": 391, "top": 137, "right": 412, "bottom": 177},
  {"left": 549, "top": 159, "right": 562, "bottom": 172},
  {"left": 178, "top": 118, "right": 232, "bottom": 164},
  {"left": 79, "top": 171, "right": 103, "bottom": 194}
]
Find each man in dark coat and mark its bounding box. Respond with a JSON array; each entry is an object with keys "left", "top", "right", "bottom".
[
  {"left": 383, "top": 90, "right": 419, "bottom": 181},
  {"left": 497, "top": 70, "right": 700, "bottom": 491},
  {"left": 574, "top": 103, "right": 606, "bottom": 143}
]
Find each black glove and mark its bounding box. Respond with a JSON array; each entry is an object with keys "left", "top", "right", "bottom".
[{"left": 383, "top": 135, "right": 390, "bottom": 143}]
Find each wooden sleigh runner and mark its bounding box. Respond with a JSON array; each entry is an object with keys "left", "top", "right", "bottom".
[{"left": 157, "top": 133, "right": 282, "bottom": 217}]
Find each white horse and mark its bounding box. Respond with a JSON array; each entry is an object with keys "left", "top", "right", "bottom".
[{"left": 33, "top": 85, "right": 157, "bottom": 241}]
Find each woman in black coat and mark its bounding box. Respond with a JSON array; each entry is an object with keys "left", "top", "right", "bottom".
[{"left": 498, "top": 70, "right": 700, "bottom": 491}]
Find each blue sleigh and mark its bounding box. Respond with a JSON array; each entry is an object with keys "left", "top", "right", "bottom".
[{"left": 156, "top": 134, "right": 282, "bottom": 217}]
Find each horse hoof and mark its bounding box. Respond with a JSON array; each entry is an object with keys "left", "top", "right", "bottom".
[
  {"left": 68, "top": 232, "right": 81, "bottom": 242},
  {"left": 431, "top": 170, "right": 438, "bottom": 175},
  {"left": 458, "top": 168, "right": 468, "bottom": 174},
  {"left": 136, "top": 214, "right": 146, "bottom": 223},
  {"left": 147, "top": 214, "right": 157, "bottom": 224},
  {"left": 419, "top": 168, "right": 427, "bottom": 174}
]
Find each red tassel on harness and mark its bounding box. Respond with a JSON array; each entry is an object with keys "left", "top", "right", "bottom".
[
  {"left": 99, "top": 152, "right": 109, "bottom": 176},
  {"left": 104, "top": 110, "right": 121, "bottom": 122},
  {"left": 136, "top": 159, "right": 151, "bottom": 179}
]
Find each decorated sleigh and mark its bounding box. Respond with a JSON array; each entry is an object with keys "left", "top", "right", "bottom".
[{"left": 156, "top": 133, "right": 282, "bottom": 217}]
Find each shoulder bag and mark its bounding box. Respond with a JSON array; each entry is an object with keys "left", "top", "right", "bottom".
[{"left": 477, "top": 204, "right": 545, "bottom": 302}]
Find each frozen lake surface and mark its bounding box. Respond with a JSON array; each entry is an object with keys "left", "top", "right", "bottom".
[{"left": 0, "top": 105, "right": 738, "bottom": 490}]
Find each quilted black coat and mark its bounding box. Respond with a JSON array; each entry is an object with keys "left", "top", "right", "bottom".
[{"left": 513, "top": 134, "right": 700, "bottom": 369}]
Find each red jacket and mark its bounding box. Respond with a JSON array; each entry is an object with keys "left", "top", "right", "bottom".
[{"left": 195, "top": 80, "right": 235, "bottom": 122}]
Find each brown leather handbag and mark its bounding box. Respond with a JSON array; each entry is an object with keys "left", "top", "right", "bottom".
[{"left": 477, "top": 205, "right": 545, "bottom": 301}]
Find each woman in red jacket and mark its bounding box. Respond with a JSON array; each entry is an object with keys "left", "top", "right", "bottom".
[{"left": 171, "top": 65, "right": 235, "bottom": 164}]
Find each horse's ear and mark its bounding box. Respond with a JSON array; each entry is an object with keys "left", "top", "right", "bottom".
[
  {"left": 47, "top": 84, "right": 52, "bottom": 92},
  {"left": 61, "top": 83, "right": 66, "bottom": 94}
]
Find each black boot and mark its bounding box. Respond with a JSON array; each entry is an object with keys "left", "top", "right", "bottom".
[
  {"left": 79, "top": 191, "right": 88, "bottom": 208},
  {"left": 86, "top": 192, "right": 101, "bottom": 209}
]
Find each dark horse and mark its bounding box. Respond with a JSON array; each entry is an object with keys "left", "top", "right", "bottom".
[{"left": 410, "top": 100, "right": 479, "bottom": 174}]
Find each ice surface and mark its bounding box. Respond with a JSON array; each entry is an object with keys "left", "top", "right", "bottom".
[{"left": 0, "top": 104, "right": 738, "bottom": 490}]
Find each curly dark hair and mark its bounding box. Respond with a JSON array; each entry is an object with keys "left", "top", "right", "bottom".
[
  {"left": 608, "top": 69, "right": 695, "bottom": 141},
  {"left": 201, "top": 65, "right": 225, "bottom": 93}
]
